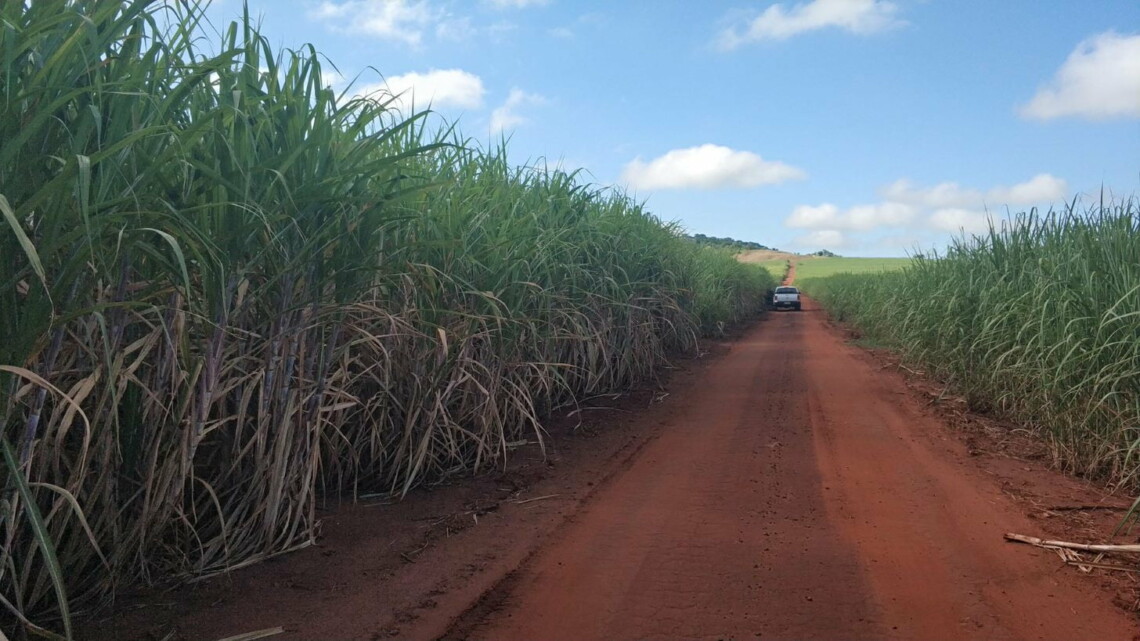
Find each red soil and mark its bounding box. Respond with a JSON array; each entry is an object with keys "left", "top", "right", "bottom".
[{"left": 90, "top": 298, "right": 1139, "bottom": 641}]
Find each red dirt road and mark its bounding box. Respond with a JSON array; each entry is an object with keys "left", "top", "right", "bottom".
[
  {"left": 94, "top": 295, "right": 1138, "bottom": 641},
  {"left": 446, "top": 299, "right": 1136, "bottom": 641}
]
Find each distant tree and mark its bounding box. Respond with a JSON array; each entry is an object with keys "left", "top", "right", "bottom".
[
  {"left": 685, "top": 233, "right": 772, "bottom": 252},
  {"left": 809, "top": 249, "right": 839, "bottom": 257}
]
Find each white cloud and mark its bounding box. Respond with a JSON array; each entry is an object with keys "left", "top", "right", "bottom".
[
  {"left": 880, "top": 179, "right": 980, "bottom": 209},
  {"left": 786, "top": 203, "right": 841, "bottom": 228},
  {"left": 784, "top": 174, "right": 1069, "bottom": 251},
  {"left": 794, "top": 230, "right": 848, "bottom": 249},
  {"left": 490, "top": 88, "right": 546, "bottom": 133},
  {"left": 621, "top": 144, "right": 806, "bottom": 191},
  {"left": 320, "top": 69, "right": 347, "bottom": 89},
  {"left": 311, "top": 0, "right": 438, "bottom": 46},
  {"left": 845, "top": 202, "right": 915, "bottom": 230},
  {"left": 548, "top": 26, "right": 574, "bottom": 39},
  {"left": 928, "top": 208, "right": 992, "bottom": 234},
  {"left": 1020, "top": 32, "right": 1140, "bottom": 120},
  {"left": 987, "top": 174, "right": 1067, "bottom": 205},
  {"left": 718, "top": 0, "right": 903, "bottom": 48},
  {"left": 787, "top": 201, "right": 914, "bottom": 231},
  {"left": 354, "top": 69, "right": 485, "bottom": 113},
  {"left": 881, "top": 174, "right": 1067, "bottom": 208}
]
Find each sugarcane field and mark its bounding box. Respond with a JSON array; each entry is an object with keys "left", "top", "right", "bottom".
[{"left": 2, "top": 1, "right": 1139, "bottom": 640}]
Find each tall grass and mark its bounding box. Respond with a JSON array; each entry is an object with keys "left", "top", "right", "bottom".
[
  {"left": 0, "top": 2, "right": 773, "bottom": 637},
  {"left": 802, "top": 201, "right": 1140, "bottom": 510}
]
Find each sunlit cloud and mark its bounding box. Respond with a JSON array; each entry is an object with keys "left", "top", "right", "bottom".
[
  {"left": 784, "top": 174, "right": 1069, "bottom": 250},
  {"left": 354, "top": 69, "right": 486, "bottom": 113},
  {"left": 1020, "top": 31, "right": 1140, "bottom": 121},
  {"left": 621, "top": 145, "right": 806, "bottom": 190},
  {"left": 718, "top": 0, "right": 904, "bottom": 49},
  {"left": 490, "top": 88, "right": 547, "bottom": 133}
]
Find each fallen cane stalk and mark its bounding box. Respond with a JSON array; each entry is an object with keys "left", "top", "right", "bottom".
[
  {"left": 215, "top": 627, "right": 285, "bottom": 641},
  {"left": 515, "top": 494, "right": 560, "bottom": 505},
  {"left": 1062, "top": 559, "right": 1139, "bottom": 573},
  {"left": 1005, "top": 532, "right": 1140, "bottom": 554},
  {"left": 1046, "top": 505, "right": 1129, "bottom": 512}
]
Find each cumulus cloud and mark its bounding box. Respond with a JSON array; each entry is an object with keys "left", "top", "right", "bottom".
[
  {"left": 928, "top": 208, "right": 992, "bottom": 234},
  {"left": 490, "top": 88, "right": 546, "bottom": 133},
  {"left": 787, "top": 202, "right": 915, "bottom": 231},
  {"left": 311, "top": 0, "right": 439, "bottom": 46},
  {"left": 784, "top": 174, "right": 1069, "bottom": 251},
  {"left": 794, "top": 230, "right": 848, "bottom": 249},
  {"left": 786, "top": 203, "right": 841, "bottom": 229},
  {"left": 843, "top": 202, "right": 915, "bottom": 230},
  {"left": 621, "top": 145, "right": 806, "bottom": 191},
  {"left": 1020, "top": 32, "right": 1140, "bottom": 120},
  {"left": 880, "top": 179, "right": 980, "bottom": 209},
  {"left": 987, "top": 174, "right": 1068, "bottom": 204},
  {"left": 355, "top": 69, "right": 485, "bottom": 113},
  {"left": 881, "top": 174, "right": 1067, "bottom": 208},
  {"left": 718, "top": 0, "right": 903, "bottom": 48}
]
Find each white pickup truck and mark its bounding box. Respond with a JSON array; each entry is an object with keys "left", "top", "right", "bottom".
[{"left": 772, "top": 286, "right": 802, "bottom": 311}]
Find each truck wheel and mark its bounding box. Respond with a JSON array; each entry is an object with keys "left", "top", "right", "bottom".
[{"left": 794, "top": 303, "right": 802, "bottom": 311}]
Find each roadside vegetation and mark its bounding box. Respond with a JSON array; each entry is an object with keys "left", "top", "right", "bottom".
[
  {"left": 801, "top": 201, "right": 1140, "bottom": 519},
  {"left": 0, "top": 2, "right": 774, "bottom": 636}
]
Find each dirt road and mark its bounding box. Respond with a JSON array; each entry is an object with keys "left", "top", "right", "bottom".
[
  {"left": 96, "top": 296, "right": 1138, "bottom": 641},
  {"left": 444, "top": 298, "right": 1136, "bottom": 641}
]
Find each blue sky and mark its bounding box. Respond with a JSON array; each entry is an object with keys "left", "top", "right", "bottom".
[{"left": 203, "top": 0, "right": 1140, "bottom": 256}]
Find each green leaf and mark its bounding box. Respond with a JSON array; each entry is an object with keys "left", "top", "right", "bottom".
[
  {"left": 1, "top": 434, "right": 72, "bottom": 640},
  {"left": 0, "top": 194, "right": 47, "bottom": 290}
]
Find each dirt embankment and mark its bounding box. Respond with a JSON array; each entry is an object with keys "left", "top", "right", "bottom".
[
  {"left": 90, "top": 300, "right": 1139, "bottom": 641},
  {"left": 736, "top": 249, "right": 798, "bottom": 264}
]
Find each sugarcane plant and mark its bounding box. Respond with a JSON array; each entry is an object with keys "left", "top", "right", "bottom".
[{"left": 0, "top": 1, "right": 774, "bottom": 638}]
